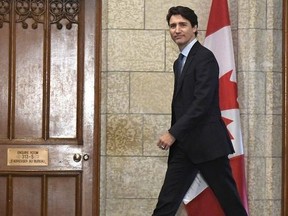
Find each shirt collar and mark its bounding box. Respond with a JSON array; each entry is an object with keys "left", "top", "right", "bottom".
[{"left": 181, "top": 38, "right": 197, "bottom": 57}]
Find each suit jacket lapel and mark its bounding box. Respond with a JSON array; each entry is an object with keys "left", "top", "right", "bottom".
[{"left": 174, "top": 41, "right": 201, "bottom": 97}]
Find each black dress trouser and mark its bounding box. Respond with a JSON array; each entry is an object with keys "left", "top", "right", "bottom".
[{"left": 152, "top": 145, "right": 248, "bottom": 216}]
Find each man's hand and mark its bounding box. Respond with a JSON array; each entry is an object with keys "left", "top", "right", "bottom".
[{"left": 157, "top": 132, "right": 176, "bottom": 150}]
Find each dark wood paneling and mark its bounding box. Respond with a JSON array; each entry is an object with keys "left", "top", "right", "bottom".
[{"left": 0, "top": 0, "right": 83, "bottom": 144}]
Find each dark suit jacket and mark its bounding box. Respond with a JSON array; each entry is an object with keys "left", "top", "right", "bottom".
[{"left": 168, "top": 41, "right": 234, "bottom": 163}]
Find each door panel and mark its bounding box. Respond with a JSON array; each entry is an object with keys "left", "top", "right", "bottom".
[
  {"left": 0, "top": 176, "right": 7, "bottom": 216},
  {"left": 47, "top": 174, "right": 81, "bottom": 216},
  {"left": 15, "top": 20, "right": 44, "bottom": 138},
  {"left": 0, "top": 173, "right": 82, "bottom": 216},
  {"left": 50, "top": 25, "right": 78, "bottom": 138},
  {"left": 0, "top": 0, "right": 101, "bottom": 215},
  {"left": 0, "top": 21, "right": 9, "bottom": 138},
  {"left": 12, "top": 176, "right": 42, "bottom": 216}
]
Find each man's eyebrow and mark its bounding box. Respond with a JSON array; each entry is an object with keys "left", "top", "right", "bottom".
[
  {"left": 169, "top": 21, "right": 188, "bottom": 27},
  {"left": 178, "top": 21, "right": 188, "bottom": 25}
]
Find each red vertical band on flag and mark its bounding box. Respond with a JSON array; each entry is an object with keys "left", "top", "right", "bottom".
[{"left": 206, "top": 0, "right": 230, "bottom": 37}]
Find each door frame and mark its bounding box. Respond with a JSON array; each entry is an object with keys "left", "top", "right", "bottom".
[
  {"left": 282, "top": 0, "right": 288, "bottom": 215},
  {"left": 92, "top": 0, "right": 102, "bottom": 215}
]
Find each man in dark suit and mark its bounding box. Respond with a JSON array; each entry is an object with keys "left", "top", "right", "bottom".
[{"left": 152, "top": 6, "right": 248, "bottom": 216}]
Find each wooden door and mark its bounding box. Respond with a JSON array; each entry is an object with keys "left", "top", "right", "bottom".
[{"left": 0, "top": 1, "right": 101, "bottom": 215}]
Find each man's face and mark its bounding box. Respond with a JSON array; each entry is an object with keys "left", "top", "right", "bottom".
[{"left": 169, "top": 15, "right": 197, "bottom": 50}]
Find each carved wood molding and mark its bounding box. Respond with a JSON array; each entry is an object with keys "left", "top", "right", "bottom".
[
  {"left": 0, "top": 0, "right": 10, "bottom": 28},
  {"left": 0, "top": 0, "right": 79, "bottom": 29},
  {"left": 283, "top": 0, "right": 288, "bottom": 215}
]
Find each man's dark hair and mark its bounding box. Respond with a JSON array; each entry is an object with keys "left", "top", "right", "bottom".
[{"left": 166, "top": 6, "right": 198, "bottom": 36}]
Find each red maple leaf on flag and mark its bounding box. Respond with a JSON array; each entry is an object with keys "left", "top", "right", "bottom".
[
  {"left": 219, "top": 70, "right": 239, "bottom": 110},
  {"left": 219, "top": 70, "right": 239, "bottom": 140}
]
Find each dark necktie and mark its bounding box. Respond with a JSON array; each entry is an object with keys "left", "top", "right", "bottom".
[{"left": 176, "top": 53, "right": 184, "bottom": 77}]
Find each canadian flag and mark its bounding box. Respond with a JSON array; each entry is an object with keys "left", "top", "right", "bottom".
[{"left": 183, "top": 0, "right": 249, "bottom": 215}]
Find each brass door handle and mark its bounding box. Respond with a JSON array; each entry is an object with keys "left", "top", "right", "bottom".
[{"left": 73, "top": 153, "right": 82, "bottom": 162}]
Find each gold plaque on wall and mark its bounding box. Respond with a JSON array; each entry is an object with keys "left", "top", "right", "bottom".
[{"left": 7, "top": 148, "right": 49, "bottom": 166}]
